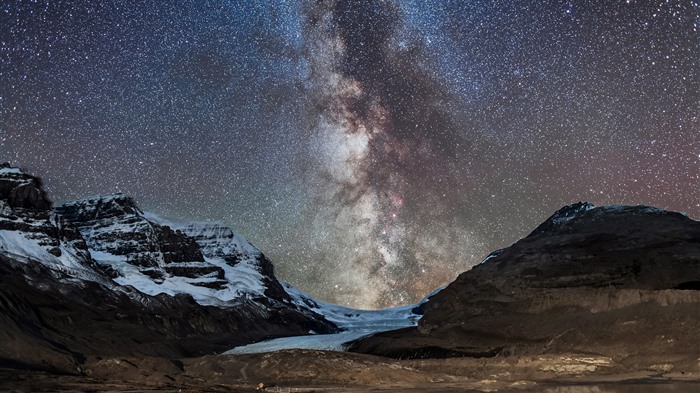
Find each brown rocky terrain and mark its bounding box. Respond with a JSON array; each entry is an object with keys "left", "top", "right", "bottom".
[{"left": 2, "top": 349, "right": 698, "bottom": 392}]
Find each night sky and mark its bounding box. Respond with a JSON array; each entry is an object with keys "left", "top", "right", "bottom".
[{"left": 2, "top": 1, "right": 698, "bottom": 308}]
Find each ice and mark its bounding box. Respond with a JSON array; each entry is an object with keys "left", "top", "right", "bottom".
[
  {"left": 223, "top": 304, "right": 419, "bottom": 354},
  {"left": 224, "top": 327, "right": 389, "bottom": 354},
  {"left": 225, "top": 283, "right": 443, "bottom": 354}
]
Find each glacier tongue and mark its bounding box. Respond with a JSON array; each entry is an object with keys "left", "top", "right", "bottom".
[{"left": 225, "top": 283, "right": 441, "bottom": 354}]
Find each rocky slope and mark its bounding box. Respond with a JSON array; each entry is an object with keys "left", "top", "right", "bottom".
[
  {"left": 349, "top": 202, "right": 700, "bottom": 372},
  {"left": 0, "top": 163, "right": 335, "bottom": 373},
  {"left": 54, "top": 193, "right": 292, "bottom": 304}
]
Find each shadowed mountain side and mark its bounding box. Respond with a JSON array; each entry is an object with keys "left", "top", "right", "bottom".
[
  {"left": 349, "top": 204, "right": 700, "bottom": 371},
  {"left": 0, "top": 255, "right": 332, "bottom": 374}
]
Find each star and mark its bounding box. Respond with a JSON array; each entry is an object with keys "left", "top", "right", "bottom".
[{"left": 1, "top": 0, "right": 697, "bottom": 308}]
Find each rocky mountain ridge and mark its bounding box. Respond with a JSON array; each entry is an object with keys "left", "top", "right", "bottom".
[
  {"left": 0, "top": 163, "right": 336, "bottom": 373},
  {"left": 53, "top": 193, "right": 291, "bottom": 304}
]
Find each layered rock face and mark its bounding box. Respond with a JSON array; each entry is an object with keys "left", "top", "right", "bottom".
[
  {"left": 0, "top": 163, "right": 51, "bottom": 210},
  {"left": 0, "top": 164, "right": 335, "bottom": 373},
  {"left": 350, "top": 203, "right": 700, "bottom": 369},
  {"left": 0, "top": 164, "right": 95, "bottom": 276},
  {"left": 54, "top": 194, "right": 292, "bottom": 303}
]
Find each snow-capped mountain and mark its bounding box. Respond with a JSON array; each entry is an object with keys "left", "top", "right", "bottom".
[
  {"left": 0, "top": 163, "right": 293, "bottom": 308},
  {"left": 145, "top": 212, "right": 293, "bottom": 301},
  {"left": 0, "top": 163, "right": 339, "bottom": 372},
  {"left": 54, "top": 193, "right": 290, "bottom": 306}
]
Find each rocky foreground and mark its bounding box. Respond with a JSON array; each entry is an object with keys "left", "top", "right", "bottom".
[
  {"left": 1, "top": 349, "right": 699, "bottom": 392},
  {"left": 1, "top": 164, "right": 699, "bottom": 392}
]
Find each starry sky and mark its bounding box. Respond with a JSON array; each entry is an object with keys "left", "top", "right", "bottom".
[{"left": 2, "top": 0, "right": 698, "bottom": 308}]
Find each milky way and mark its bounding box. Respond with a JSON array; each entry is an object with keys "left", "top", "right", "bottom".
[{"left": 2, "top": 1, "right": 698, "bottom": 308}]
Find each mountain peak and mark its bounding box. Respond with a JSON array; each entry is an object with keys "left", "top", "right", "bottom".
[
  {"left": 526, "top": 202, "right": 689, "bottom": 238},
  {"left": 56, "top": 193, "right": 143, "bottom": 222},
  {"left": 527, "top": 201, "right": 595, "bottom": 237},
  {"left": 0, "top": 163, "right": 52, "bottom": 211}
]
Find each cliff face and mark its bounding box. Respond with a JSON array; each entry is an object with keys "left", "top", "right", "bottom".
[
  {"left": 53, "top": 194, "right": 293, "bottom": 303},
  {"left": 350, "top": 203, "right": 700, "bottom": 367},
  {"left": 0, "top": 164, "right": 335, "bottom": 373},
  {"left": 0, "top": 164, "right": 96, "bottom": 277},
  {"left": 0, "top": 163, "right": 51, "bottom": 211}
]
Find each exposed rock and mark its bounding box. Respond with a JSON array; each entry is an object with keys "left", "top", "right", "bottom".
[
  {"left": 0, "top": 165, "right": 337, "bottom": 374},
  {"left": 0, "top": 163, "right": 52, "bottom": 211},
  {"left": 169, "top": 220, "right": 291, "bottom": 302},
  {"left": 350, "top": 203, "right": 700, "bottom": 367}
]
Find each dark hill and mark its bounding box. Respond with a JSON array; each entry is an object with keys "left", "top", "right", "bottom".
[{"left": 349, "top": 203, "right": 700, "bottom": 372}]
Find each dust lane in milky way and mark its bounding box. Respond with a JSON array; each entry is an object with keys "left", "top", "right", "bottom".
[
  {"left": 300, "top": 1, "right": 483, "bottom": 306},
  {"left": 2, "top": 0, "right": 698, "bottom": 308}
]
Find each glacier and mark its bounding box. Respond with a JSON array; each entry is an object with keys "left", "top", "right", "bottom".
[{"left": 225, "top": 283, "right": 443, "bottom": 354}]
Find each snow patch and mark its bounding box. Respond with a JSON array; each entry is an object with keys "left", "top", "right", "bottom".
[
  {"left": 0, "top": 167, "right": 22, "bottom": 174},
  {"left": 480, "top": 249, "right": 505, "bottom": 265},
  {"left": 0, "top": 230, "right": 81, "bottom": 270}
]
